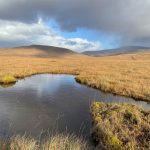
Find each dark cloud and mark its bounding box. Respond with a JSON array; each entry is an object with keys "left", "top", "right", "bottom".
[{"left": 0, "top": 0, "right": 150, "bottom": 46}]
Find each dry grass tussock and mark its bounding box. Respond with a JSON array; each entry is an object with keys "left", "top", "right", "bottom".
[
  {"left": 91, "top": 102, "right": 150, "bottom": 150},
  {"left": 0, "top": 75, "right": 17, "bottom": 84},
  {"left": 0, "top": 134, "right": 89, "bottom": 150},
  {"left": 0, "top": 47, "right": 150, "bottom": 102}
]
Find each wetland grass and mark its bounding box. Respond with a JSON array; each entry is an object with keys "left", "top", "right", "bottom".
[
  {"left": 0, "top": 134, "right": 89, "bottom": 150},
  {"left": 91, "top": 102, "right": 150, "bottom": 150},
  {"left": 0, "top": 75, "right": 17, "bottom": 84}
]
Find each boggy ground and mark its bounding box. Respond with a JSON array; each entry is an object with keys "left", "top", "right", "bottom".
[
  {"left": 0, "top": 47, "right": 150, "bottom": 102},
  {"left": 91, "top": 102, "right": 150, "bottom": 150}
]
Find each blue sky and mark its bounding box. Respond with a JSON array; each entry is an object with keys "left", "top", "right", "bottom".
[
  {"left": 48, "top": 19, "right": 120, "bottom": 50},
  {"left": 60, "top": 29, "right": 116, "bottom": 49}
]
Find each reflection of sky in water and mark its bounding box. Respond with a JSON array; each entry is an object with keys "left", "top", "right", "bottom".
[
  {"left": 7, "top": 74, "right": 77, "bottom": 100},
  {"left": 0, "top": 74, "right": 149, "bottom": 138},
  {"left": 16, "top": 75, "right": 72, "bottom": 97}
]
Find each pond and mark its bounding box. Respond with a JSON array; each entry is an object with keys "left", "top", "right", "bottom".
[{"left": 0, "top": 74, "right": 149, "bottom": 139}]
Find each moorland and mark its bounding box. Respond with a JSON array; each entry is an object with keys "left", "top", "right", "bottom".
[
  {"left": 0, "top": 45, "right": 150, "bottom": 102},
  {"left": 0, "top": 45, "right": 150, "bottom": 150}
]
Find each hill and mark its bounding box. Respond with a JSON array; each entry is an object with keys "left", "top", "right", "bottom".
[
  {"left": 0, "top": 45, "right": 79, "bottom": 58},
  {"left": 82, "top": 46, "right": 150, "bottom": 56}
]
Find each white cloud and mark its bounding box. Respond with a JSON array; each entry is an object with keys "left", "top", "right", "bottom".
[{"left": 0, "top": 19, "right": 102, "bottom": 52}]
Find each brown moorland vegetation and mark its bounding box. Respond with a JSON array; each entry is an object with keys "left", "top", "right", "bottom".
[
  {"left": 0, "top": 46, "right": 150, "bottom": 102},
  {"left": 91, "top": 102, "right": 150, "bottom": 150},
  {"left": 0, "top": 134, "right": 88, "bottom": 150}
]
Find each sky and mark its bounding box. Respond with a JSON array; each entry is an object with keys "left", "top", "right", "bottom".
[{"left": 0, "top": 0, "right": 150, "bottom": 52}]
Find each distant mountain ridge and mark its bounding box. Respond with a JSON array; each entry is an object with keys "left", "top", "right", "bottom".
[
  {"left": 16, "top": 44, "right": 77, "bottom": 54},
  {"left": 0, "top": 45, "right": 82, "bottom": 58},
  {"left": 0, "top": 44, "right": 80, "bottom": 58},
  {"left": 82, "top": 46, "right": 150, "bottom": 56}
]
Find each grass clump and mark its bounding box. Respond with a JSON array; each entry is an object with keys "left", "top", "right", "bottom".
[
  {"left": 42, "top": 134, "right": 88, "bottom": 150},
  {"left": 0, "top": 134, "right": 89, "bottom": 150},
  {"left": 91, "top": 102, "right": 150, "bottom": 150},
  {"left": 0, "top": 75, "right": 17, "bottom": 84},
  {"left": 10, "top": 135, "right": 38, "bottom": 150}
]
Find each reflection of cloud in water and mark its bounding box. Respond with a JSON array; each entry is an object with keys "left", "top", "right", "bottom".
[
  {"left": 15, "top": 74, "right": 75, "bottom": 98},
  {"left": 0, "top": 83, "right": 16, "bottom": 88}
]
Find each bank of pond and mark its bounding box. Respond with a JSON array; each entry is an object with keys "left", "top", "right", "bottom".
[{"left": 0, "top": 74, "right": 149, "bottom": 150}]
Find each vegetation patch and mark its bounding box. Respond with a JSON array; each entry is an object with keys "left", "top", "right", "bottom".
[
  {"left": 0, "top": 134, "right": 89, "bottom": 150},
  {"left": 91, "top": 102, "right": 150, "bottom": 150},
  {"left": 0, "top": 75, "right": 17, "bottom": 84}
]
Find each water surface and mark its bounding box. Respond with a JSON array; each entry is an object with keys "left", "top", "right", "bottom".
[{"left": 0, "top": 74, "right": 149, "bottom": 138}]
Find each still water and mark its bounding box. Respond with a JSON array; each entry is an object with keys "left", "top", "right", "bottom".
[{"left": 0, "top": 74, "right": 149, "bottom": 138}]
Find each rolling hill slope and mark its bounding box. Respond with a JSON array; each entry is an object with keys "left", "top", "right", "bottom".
[
  {"left": 0, "top": 45, "right": 79, "bottom": 58},
  {"left": 82, "top": 46, "right": 150, "bottom": 56}
]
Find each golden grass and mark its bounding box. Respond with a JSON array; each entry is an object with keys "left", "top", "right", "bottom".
[
  {"left": 10, "top": 135, "right": 37, "bottom": 150},
  {"left": 91, "top": 102, "right": 150, "bottom": 150},
  {"left": 0, "top": 47, "right": 150, "bottom": 101},
  {"left": 0, "top": 75, "right": 17, "bottom": 84},
  {"left": 42, "top": 134, "right": 88, "bottom": 150},
  {"left": 1, "top": 134, "right": 88, "bottom": 150}
]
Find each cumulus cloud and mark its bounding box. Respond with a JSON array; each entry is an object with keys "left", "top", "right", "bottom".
[
  {"left": 0, "top": 19, "right": 102, "bottom": 52},
  {"left": 0, "top": 0, "right": 150, "bottom": 46}
]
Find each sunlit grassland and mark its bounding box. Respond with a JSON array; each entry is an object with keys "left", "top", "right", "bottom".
[
  {"left": 91, "top": 102, "right": 150, "bottom": 150},
  {"left": 0, "top": 48, "right": 150, "bottom": 102},
  {"left": 0, "top": 75, "right": 17, "bottom": 84}
]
